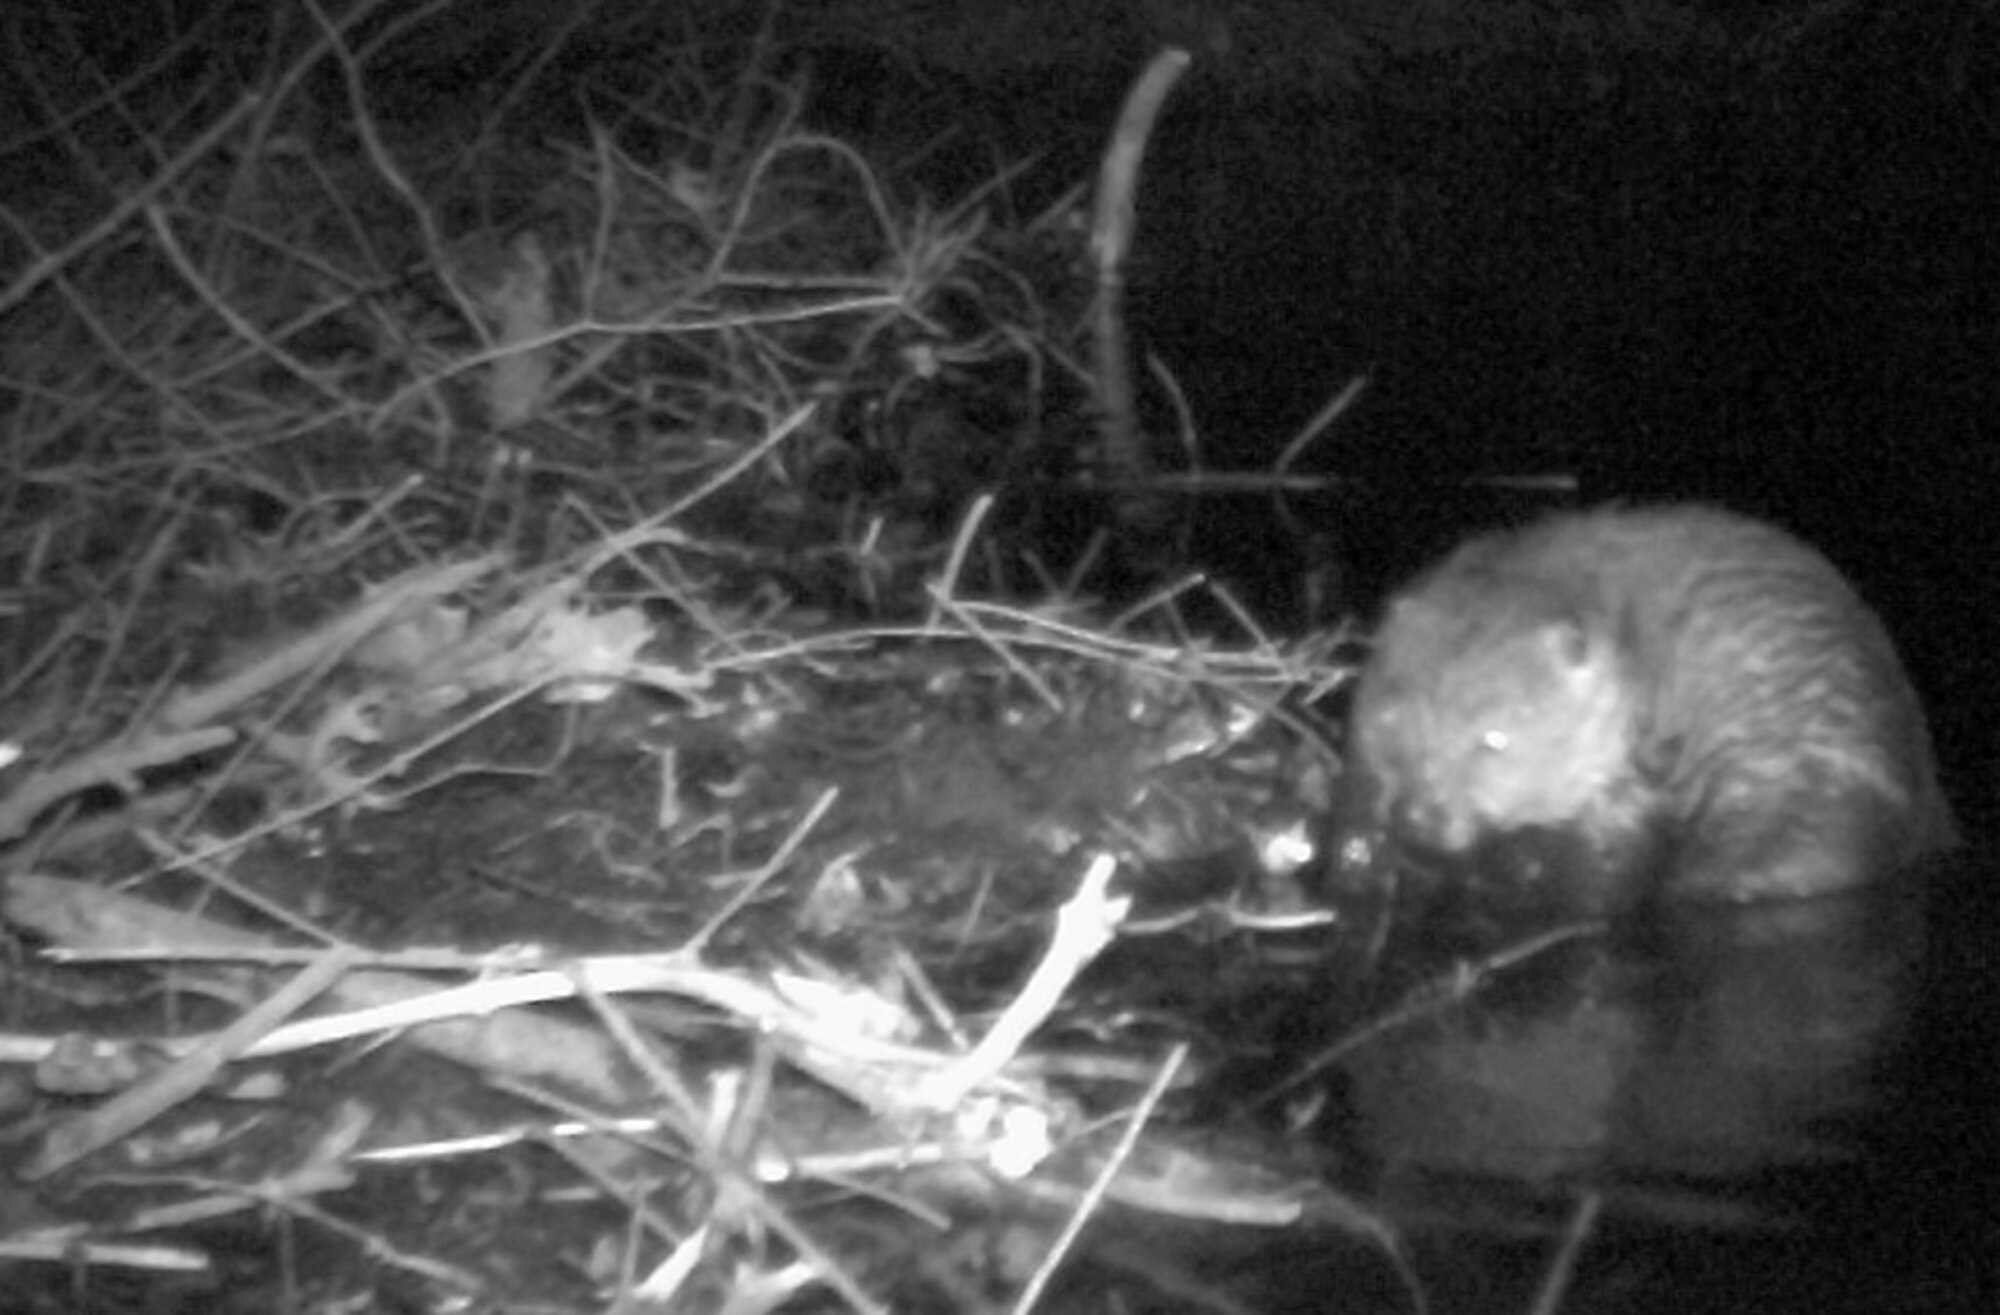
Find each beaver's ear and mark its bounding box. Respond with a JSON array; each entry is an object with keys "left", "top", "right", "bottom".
[{"left": 1536, "top": 614, "right": 1596, "bottom": 671}]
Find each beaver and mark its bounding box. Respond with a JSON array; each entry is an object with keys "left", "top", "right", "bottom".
[{"left": 1339, "top": 504, "right": 1955, "bottom": 907}]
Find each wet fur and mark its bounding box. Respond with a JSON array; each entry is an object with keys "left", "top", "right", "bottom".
[{"left": 1346, "top": 505, "right": 1955, "bottom": 903}]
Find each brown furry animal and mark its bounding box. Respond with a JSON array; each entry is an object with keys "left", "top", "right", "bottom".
[{"left": 1342, "top": 505, "right": 1954, "bottom": 905}]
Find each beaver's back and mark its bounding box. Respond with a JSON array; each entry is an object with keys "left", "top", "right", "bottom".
[{"left": 1346, "top": 504, "right": 1954, "bottom": 902}]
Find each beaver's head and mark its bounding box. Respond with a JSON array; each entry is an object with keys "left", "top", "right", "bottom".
[{"left": 1350, "top": 595, "right": 1640, "bottom": 853}]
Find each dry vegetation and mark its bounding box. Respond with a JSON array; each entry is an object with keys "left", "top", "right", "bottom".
[{"left": 0, "top": 3, "right": 1363, "bottom": 1311}]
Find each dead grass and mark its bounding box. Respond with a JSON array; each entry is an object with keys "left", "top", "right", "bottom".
[{"left": 0, "top": 4, "right": 1370, "bottom": 1312}]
